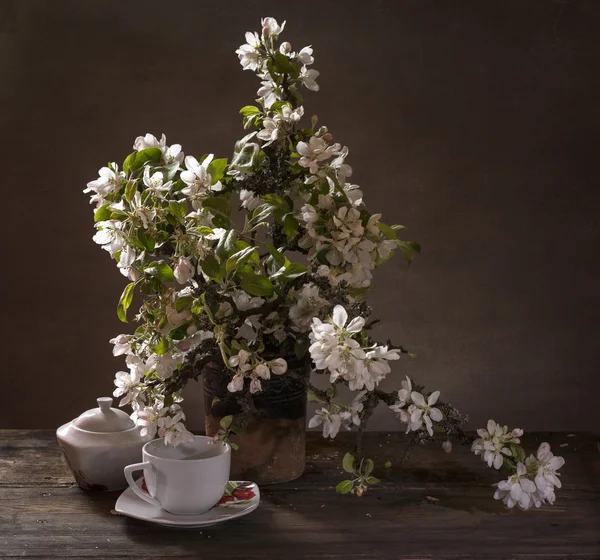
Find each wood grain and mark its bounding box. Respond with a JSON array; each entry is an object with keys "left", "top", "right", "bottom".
[{"left": 0, "top": 430, "right": 598, "bottom": 559}]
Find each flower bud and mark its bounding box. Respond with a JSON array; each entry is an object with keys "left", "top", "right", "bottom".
[
  {"left": 174, "top": 256, "right": 194, "bottom": 284},
  {"left": 442, "top": 440, "right": 452, "bottom": 454}
]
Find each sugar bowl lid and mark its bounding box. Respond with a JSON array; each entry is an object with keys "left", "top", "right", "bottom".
[{"left": 74, "top": 397, "right": 135, "bottom": 432}]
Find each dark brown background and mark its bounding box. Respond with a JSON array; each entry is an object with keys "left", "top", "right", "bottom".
[{"left": 2, "top": 0, "right": 598, "bottom": 431}]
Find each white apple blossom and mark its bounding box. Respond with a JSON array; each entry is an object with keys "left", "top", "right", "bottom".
[
  {"left": 113, "top": 369, "right": 142, "bottom": 406},
  {"left": 129, "top": 191, "right": 156, "bottom": 229},
  {"left": 236, "top": 31, "right": 263, "bottom": 71},
  {"left": 174, "top": 256, "right": 195, "bottom": 284},
  {"left": 472, "top": 420, "right": 523, "bottom": 470},
  {"left": 93, "top": 220, "right": 125, "bottom": 257},
  {"left": 110, "top": 334, "right": 133, "bottom": 356},
  {"left": 363, "top": 345, "right": 400, "bottom": 388},
  {"left": 147, "top": 351, "right": 184, "bottom": 380},
  {"left": 308, "top": 407, "right": 343, "bottom": 439},
  {"left": 257, "top": 79, "right": 279, "bottom": 109},
  {"left": 133, "top": 133, "right": 165, "bottom": 152},
  {"left": 84, "top": 164, "right": 124, "bottom": 207},
  {"left": 301, "top": 68, "right": 320, "bottom": 91},
  {"left": 133, "top": 133, "right": 184, "bottom": 166},
  {"left": 257, "top": 117, "right": 279, "bottom": 146},
  {"left": 298, "top": 46, "right": 314, "bottom": 65},
  {"left": 297, "top": 136, "right": 339, "bottom": 174},
  {"left": 261, "top": 17, "right": 285, "bottom": 38},
  {"left": 239, "top": 189, "right": 260, "bottom": 211},
  {"left": 274, "top": 104, "right": 304, "bottom": 123},
  {"left": 117, "top": 244, "right": 137, "bottom": 279},
  {"left": 288, "top": 283, "right": 328, "bottom": 331},
  {"left": 143, "top": 166, "right": 172, "bottom": 198},
  {"left": 533, "top": 442, "right": 565, "bottom": 490},
  {"left": 180, "top": 154, "right": 221, "bottom": 209},
  {"left": 132, "top": 402, "right": 163, "bottom": 439},
  {"left": 494, "top": 462, "right": 537, "bottom": 510},
  {"left": 279, "top": 41, "right": 292, "bottom": 55},
  {"left": 232, "top": 289, "right": 264, "bottom": 312},
  {"left": 409, "top": 391, "right": 443, "bottom": 437}
]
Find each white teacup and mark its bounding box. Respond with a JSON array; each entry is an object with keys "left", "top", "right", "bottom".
[{"left": 124, "top": 436, "right": 231, "bottom": 515}]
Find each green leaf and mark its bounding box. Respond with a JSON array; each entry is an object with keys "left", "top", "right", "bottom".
[
  {"left": 366, "top": 476, "right": 381, "bottom": 485},
  {"left": 117, "top": 282, "right": 135, "bottom": 323},
  {"left": 207, "top": 158, "right": 228, "bottom": 183},
  {"left": 199, "top": 255, "right": 222, "bottom": 280},
  {"left": 283, "top": 213, "right": 299, "bottom": 240},
  {"left": 164, "top": 394, "right": 174, "bottom": 408},
  {"left": 216, "top": 230, "right": 238, "bottom": 262},
  {"left": 364, "top": 458, "right": 374, "bottom": 476},
  {"left": 211, "top": 214, "right": 231, "bottom": 229},
  {"left": 94, "top": 204, "right": 112, "bottom": 223},
  {"left": 154, "top": 262, "right": 174, "bottom": 283},
  {"left": 230, "top": 442, "right": 239, "bottom": 451},
  {"left": 191, "top": 299, "right": 203, "bottom": 315},
  {"left": 294, "top": 340, "right": 309, "bottom": 359},
  {"left": 202, "top": 196, "right": 231, "bottom": 218},
  {"left": 123, "top": 148, "right": 162, "bottom": 174},
  {"left": 510, "top": 444, "right": 526, "bottom": 464},
  {"left": 342, "top": 452, "right": 355, "bottom": 474},
  {"left": 248, "top": 203, "right": 275, "bottom": 230},
  {"left": 336, "top": 480, "right": 354, "bottom": 495},
  {"left": 226, "top": 246, "right": 258, "bottom": 275},
  {"left": 220, "top": 415, "right": 233, "bottom": 430},
  {"left": 377, "top": 222, "right": 397, "bottom": 240},
  {"left": 239, "top": 270, "right": 275, "bottom": 297},
  {"left": 239, "top": 105, "right": 261, "bottom": 118},
  {"left": 273, "top": 263, "right": 307, "bottom": 282},
  {"left": 266, "top": 244, "right": 287, "bottom": 268},
  {"left": 384, "top": 461, "right": 392, "bottom": 469},
  {"left": 175, "top": 296, "right": 193, "bottom": 312},
  {"left": 169, "top": 200, "right": 188, "bottom": 220},
  {"left": 307, "top": 389, "right": 323, "bottom": 403},
  {"left": 124, "top": 180, "right": 138, "bottom": 203},
  {"left": 231, "top": 134, "right": 260, "bottom": 172},
  {"left": 272, "top": 52, "right": 300, "bottom": 77},
  {"left": 396, "top": 240, "right": 421, "bottom": 264},
  {"left": 137, "top": 229, "right": 155, "bottom": 252},
  {"left": 154, "top": 337, "right": 169, "bottom": 355}
]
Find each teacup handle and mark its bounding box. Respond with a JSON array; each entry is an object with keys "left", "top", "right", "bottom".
[{"left": 123, "top": 462, "right": 160, "bottom": 507}]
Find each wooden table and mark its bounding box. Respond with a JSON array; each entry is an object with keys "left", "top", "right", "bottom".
[{"left": 0, "top": 430, "right": 598, "bottom": 559}]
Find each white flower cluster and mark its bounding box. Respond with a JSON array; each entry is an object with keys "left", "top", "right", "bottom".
[
  {"left": 389, "top": 376, "right": 443, "bottom": 437},
  {"left": 236, "top": 17, "right": 317, "bottom": 148},
  {"left": 299, "top": 198, "right": 396, "bottom": 288},
  {"left": 132, "top": 403, "right": 192, "bottom": 447},
  {"left": 471, "top": 419, "right": 523, "bottom": 469},
  {"left": 288, "top": 283, "right": 328, "bottom": 332},
  {"left": 309, "top": 305, "right": 400, "bottom": 391},
  {"left": 227, "top": 349, "right": 288, "bottom": 394},
  {"left": 308, "top": 391, "right": 366, "bottom": 439},
  {"left": 473, "top": 420, "right": 565, "bottom": 510}
]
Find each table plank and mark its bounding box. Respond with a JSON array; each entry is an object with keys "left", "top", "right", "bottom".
[{"left": 0, "top": 430, "right": 598, "bottom": 559}]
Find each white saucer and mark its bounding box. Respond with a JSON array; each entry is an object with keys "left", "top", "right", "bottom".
[{"left": 115, "top": 480, "right": 260, "bottom": 528}]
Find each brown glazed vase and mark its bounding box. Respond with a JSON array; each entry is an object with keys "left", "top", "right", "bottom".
[{"left": 202, "top": 356, "right": 308, "bottom": 485}]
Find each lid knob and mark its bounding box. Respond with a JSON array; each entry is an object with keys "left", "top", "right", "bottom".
[{"left": 97, "top": 397, "right": 113, "bottom": 413}]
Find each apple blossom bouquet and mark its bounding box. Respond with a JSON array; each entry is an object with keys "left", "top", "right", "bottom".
[{"left": 84, "top": 17, "right": 564, "bottom": 507}]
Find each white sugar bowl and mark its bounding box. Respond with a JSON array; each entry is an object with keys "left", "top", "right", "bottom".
[{"left": 56, "top": 397, "right": 153, "bottom": 491}]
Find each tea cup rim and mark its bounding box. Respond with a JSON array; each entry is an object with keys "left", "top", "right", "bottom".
[{"left": 142, "top": 435, "right": 230, "bottom": 463}]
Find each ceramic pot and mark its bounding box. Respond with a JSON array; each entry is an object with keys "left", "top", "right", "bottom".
[
  {"left": 203, "top": 356, "right": 308, "bottom": 485},
  {"left": 56, "top": 397, "right": 152, "bottom": 491}
]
